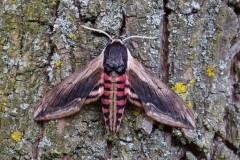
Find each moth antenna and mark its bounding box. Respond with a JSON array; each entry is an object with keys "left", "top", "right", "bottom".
[
  {"left": 81, "top": 25, "right": 113, "bottom": 41},
  {"left": 122, "top": 36, "right": 157, "bottom": 42}
]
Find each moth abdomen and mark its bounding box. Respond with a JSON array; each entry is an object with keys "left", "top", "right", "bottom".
[{"left": 101, "top": 72, "right": 127, "bottom": 134}]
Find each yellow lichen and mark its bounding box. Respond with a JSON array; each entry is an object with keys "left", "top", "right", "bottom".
[
  {"left": 123, "top": 117, "right": 128, "bottom": 123},
  {"left": 68, "top": 33, "right": 75, "bottom": 39},
  {"left": 133, "top": 108, "right": 141, "bottom": 116},
  {"left": 133, "top": 136, "right": 138, "bottom": 142},
  {"left": 172, "top": 82, "right": 187, "bottom": 94},
  {"left": 206, "top": 65, "right": 215, "bottom": 77},
  {"left": 1, "top": 90, "right": 5, "bottom": 95},
  {"left": 129, "top": 122, "right": 133, "bottom": 127},
  {"left": 187, "top": 101, "right": 193, "bottom": 108},
  {"left": 11, "top": 131, "right": 21, "bottom": 141},
  {"left": 106, "top": 136, "right": 113, "bottom": 142},
  {"left": 189, "top": 79, "right": 195, "bottom": 85},
  {"left": 54, "top": 59, "right": 62, "bottom": 68},
  {"left": 0, "top": 101, "right": 7, "bottom": 107}
]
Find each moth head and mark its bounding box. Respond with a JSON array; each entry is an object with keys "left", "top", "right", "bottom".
[
  {"left": 103, "top": 40, "right": 128, "bottom": 74},
  {"left": 81, "top": 25, "right": 157, "bottom": 74}
]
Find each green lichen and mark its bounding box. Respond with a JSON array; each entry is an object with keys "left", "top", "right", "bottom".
[
  {"left": 86, "top": 0, "right": 101, "bottom": 19},
  {"left": 0, "top": 99, "right": 8, "bottom": 113},
  {"left": 7, "top": 79, "right": 16, "bottom": 91}
]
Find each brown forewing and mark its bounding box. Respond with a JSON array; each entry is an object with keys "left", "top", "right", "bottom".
[
  {"left": 126, "top": 52, "right": 195, "bottom": 129},
  {"left": 33, "top": 53, "right": 104, "bottom": 121}
]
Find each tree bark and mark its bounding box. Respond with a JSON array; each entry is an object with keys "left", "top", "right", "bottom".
[{"left": 0, "top": 0, "right": 239, "bottom": 159}]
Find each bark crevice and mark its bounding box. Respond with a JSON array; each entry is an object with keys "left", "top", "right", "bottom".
[{"left": 161, "top": 0, "right": 171, "bottom": 83}]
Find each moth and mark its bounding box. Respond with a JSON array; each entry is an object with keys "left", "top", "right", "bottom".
[{"left": 33, "top": 25, "right": 195, "bottom": 135}]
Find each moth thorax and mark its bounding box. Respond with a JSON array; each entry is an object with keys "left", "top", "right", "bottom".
[{"left": 109, "top": 71, "right": 119, "bottom": 77}]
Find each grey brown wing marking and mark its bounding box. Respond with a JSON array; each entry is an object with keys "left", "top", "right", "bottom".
[
  {"left": 127, "top": 54, "right": 195, "bottom": 129},
  {"left": 33, "top": 54, "right": 104, "bottom": 121}
]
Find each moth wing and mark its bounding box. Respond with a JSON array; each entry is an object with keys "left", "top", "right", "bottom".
[
  {"left": 126, "top": 54, "right": 195, "bottom": 129},
  {"left": 33, "top": 54, "right": 104, "bottom": 121}
]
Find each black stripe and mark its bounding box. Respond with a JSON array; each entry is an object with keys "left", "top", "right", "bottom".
[
  {"left": 116, "top": 120, "right": 120, "bottom": 126},
  {"left": 92, "top": 83, "right": 104, "bottom": 91},
  {"left": 125, "top": 85, "right": 135, "bottom": 93},
  {"left": 104, "top": 80, "right": 111, "bottom": 84},
  {"left": 104, "top": 112, "right": 109, "bottom": 118},
  {"left": 104, "top": 87, "right": 111, "bottom": 91},
  {"left": 117, "top": 96, "right": 125, "bottom": 101},
  {"left": 87, "top": 94, "right": 99, "bottom": 99},
  {"left": 104, "top": 72, "right": 112, "bottom": 76},
  {"left": 116, "top": 81, "right": 125, "bottom": 84},
  {"left": 102, "top": 95, "right": 109, "bottom": 99},
  {"left": 105, "top": 119, "right": 109, "bottom": 125},
  {"left": 105, "top": 80, "right": 125, "bottom": 84},
  {"left": 117, "top": 88, "right": 124, "bottom": 91},
  {"left": 130, "top": 88, "right": 135, "bottom": 93},
  {"left": 117, "top": 105, "right": 124, "bottom": 109},
  {"left": 102, "top": 104, "right": 109, "bottom": 109},
  {"left": 129, "top": 97, "right": 141, "bottom": 103},
  {"left": 116, "top": 113, "right": 122, "bottom": 118}
]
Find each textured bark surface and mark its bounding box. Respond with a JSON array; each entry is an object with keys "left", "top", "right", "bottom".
[{"left": 0, "top": 0, "right": 239, "bottom": 159}]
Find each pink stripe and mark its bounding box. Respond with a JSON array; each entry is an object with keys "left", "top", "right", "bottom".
[
  {"left": 117, "top": 108, "right": 124, "bottom": 114},
  {"left": 117, "top": 83, "right": 125, "bottom": 88},
  {"left": 117, "top": 100, "right": 125, "bottom": 105},
  {"left": 117, "top": 74, "right": 126, "bottom": 80},
  {"left": 118, "top": 118, "right": 123, "bottom": 121},
  {"left": 103, "top": 90, "right": 110, "bottom": 95},
  {"left": 104, "top": 73, "right": 111, "bottom": 80},
  {"left": 104, "top": 82, "right": 111, "bottom": 88},
  {"left": 102, "top": 108, "right": 109, "bottom": 113},
  {"left": 116, "top": 91, "right": 125, "bottom": 96},
  {"left": 101, "top": 99, "right": 109, "bottom": 105}
]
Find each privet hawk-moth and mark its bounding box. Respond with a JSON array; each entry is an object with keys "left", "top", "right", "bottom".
[{"left": 33, "top": 25, "right": 195, "bottom": 135}]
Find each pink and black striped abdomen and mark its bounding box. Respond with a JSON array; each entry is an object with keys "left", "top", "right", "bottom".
[{"left": 101, "top": 73, "right": 126, "bottom": 134}]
